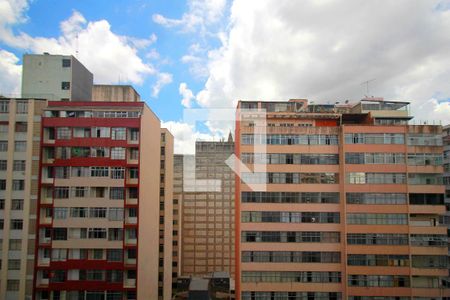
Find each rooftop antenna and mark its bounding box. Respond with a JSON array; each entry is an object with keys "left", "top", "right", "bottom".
[
  {"left": 75, "top": 34, "right": 79, "bottom": 57},
  {"left": 361, "top": 78, "right": 376, "bottom": 96}
]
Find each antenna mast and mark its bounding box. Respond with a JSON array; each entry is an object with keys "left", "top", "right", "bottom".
[{"left": 361, "top": 78, "right": 376, "bottom": 95}]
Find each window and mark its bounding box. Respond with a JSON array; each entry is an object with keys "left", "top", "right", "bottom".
[
  {"left": 54, "top": 187, "right": 70, "bottom": 199},
  {"left": 10, "top": 219, "right": 23, "bottom": 230},
  {"left": 110, "top": 187, "right": 124, "bottom": 200},
  {"left": 110, "top": 167, "right": 125, "bottom": 179},
  {"left": 129, "top": 168, "right": 138, "bottom": 179},
  {"left": 0, "top": 180, "right": 6, "bottom": 190},
  {"left": 130, "top": 128, "right": 139, "bottom": 141},
  {"left": 108, "top": 228, "right": 123, "bottom": 241},
  {"left": 111, "top": 147, "right": 125, "bottom": 160},
  {"left": 62, "top": 59, "right": 71, "bottom": 67},
  {"left": 91, "top": 167, "right": 109, "bottom": 177},
  {"left": 89, "top": 228, "right": 107, "bottom": 239},
  {"left": 15, "top": 122, "right": 27, "bottom": 133},
  {"left": 73, "top": 127, "right": 90, "bottom": 138},
  {"left": 16, "top": 101, "right": 28, "bottom": 114},
  {"left": 73, "top": 186, "right": 88, "bottom": 198},
  {"left": 0, "top": 141, "right": 7, "bottom": 151},
  {"left": 6, "top": 280, "right": 20, "bottom": 291},
  {"left": 9, "top": 239, "right": 22, "bottom": 250},
  {"left": 130, "top": 148, "right": 139, "bottom": 160},
  {"left": 8, "top": 259, "right": 21, "bottom": 270},
  {"left": 13, "top": 160, "right": 26, "bottom": 171},
  {"left": 0, "top": 160, "right": 6, "bottom": 170},
  {"left": 0, "top": 199, "right": 4, "bottom": 209},
  {"left": 92, "top": 127, "right": 110, "bottom": 138},
  {"left": 107, "top": 249, "right": 123, "bottom": 262},
  {"left": 11, "top": 199, "right": 23, "bottom": 210},
  {"left": 0, "top": 124, "right": 8, "bottom": 133},
  {"left": 53, "top": 228, "right": 67, "bottom": 240},
  {"left": 90, "top": 207, "right": 107, "bottom": 218},
  {"left": 111, "top": 127, "right": 126, "bottom": 140},
  {"left": 0, "top": 101, "right": 9, "bottom": 113},
  {"left": 109, "top": 208, "right": 124, "bottom": 221},
  {"left": 14, "top": 141, "right": 26, "bottom": 151},
  {"left": 61, "top": 81, "right": 70, "bottom": 90},
  {"left": 70, "top": 207, "right": 88, "bottom": 218},
  {"left": 54, "top": 208, "right": 68, "bottom": 219},
  {"left": 12, "top": 180, "right": 25, "bottom": 190},
  {"left": 56, "top": 127, "right": 71, "bottom": 139}
]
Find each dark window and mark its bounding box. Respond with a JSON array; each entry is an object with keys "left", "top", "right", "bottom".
[
  {"left": 62, "top": 59, "right": 71, "bottom": 67},
  {"left": 61, "top": 82, "right": 70, "bottom": 90}
]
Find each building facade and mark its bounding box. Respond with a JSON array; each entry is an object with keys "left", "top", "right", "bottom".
[
  {"left": 0, "top": 98, "right": 47, "bottom": 300},
  {"left": 443, "top": 125, "right": 450, "bottom": 283},
  {"left": 22, "top": 54, "right": 93, "bottom": 101},
  {"left": 176, "top": 140, "right": 235, "bottom": 278},
  {"left": 235, "top": 98, "right": 449, "bottom": 299},
  {"left": 33, "top": 101, "right": 167, "bottom": 300},
  {"left": 92, "top": 85, "right": 141, "bottom": 103},
  {"left": 172, "top": 154, "right": 184, "bottom": 293},
  {"left": 159, "top": 128, "right": 174, "bottom": 300}
]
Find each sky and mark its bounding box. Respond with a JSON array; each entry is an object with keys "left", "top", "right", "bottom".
[{"left": 1, "top": 0, "right": 450, "bottom": 153}]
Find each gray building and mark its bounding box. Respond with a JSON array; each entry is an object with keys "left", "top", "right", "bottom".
[{"left": 21, "top": 53, "right": 93, "bottom": 101}]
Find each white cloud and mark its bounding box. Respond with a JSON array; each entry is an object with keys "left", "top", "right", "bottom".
[
  {"left": 161, "top": 120, "right": 221, "bottom": 154},
  {"left": 179, "top": 82, "right": 195, "bottom": 107},
  {"left": 1, "top": 9, "right": 161, "bottom": 86},
  {"left": 0, "top": 49, "right": 21, "bottom": 95},
  {"left": 152, "top": 72, "right": 173, "bottom": 97},
  {"left": 152, "top": 0, "right": 226, "bottom": 33},
  {"left": 194, "top": 0, "right": 450, "bottom": 124}
]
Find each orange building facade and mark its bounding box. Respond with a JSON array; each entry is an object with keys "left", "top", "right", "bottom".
[{"left": 235, "top": 98, "right": 449, "bottom": 299}]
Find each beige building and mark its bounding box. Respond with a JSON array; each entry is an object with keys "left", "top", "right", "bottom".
[
  {"left": 0, "top": 98, "right": 47, "bottom": 300},
  {"left": 159, "top": 128, "right": 174, "bottom": 300},
  {"left": 235, "top": 98, "right": 449, "bottom": 299},
  {"left": 172, "top": 155, "right": 183, "bottom": 291},
  {"left": 176, "top": 139, "right": 235, "bottom": 279},
  {"left": 92, "top": 85, "right": 141, "bottom": 102}
]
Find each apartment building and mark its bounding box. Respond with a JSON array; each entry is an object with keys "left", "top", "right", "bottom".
[
  {"left": 159, "top": 128, "right": 174, "bottom": 300},
  {"left": 235, "top": 98, "right": 449, "bottom": 299},
  {"left": 443, "top": 125, "right": 450, "bottom": 280},
  {"left": 172, "top": 155, "right": 183, "bottom": 291},
  {"left": 0, "top": 98, "right": 46, "bottom": 300},
  {"left": 33, "top": 101, "right": 168, "bottom": 300},
  {"left": 176, "top": 139, "right": 235, "bottom": 278},
  {"left": 22, "top": 54, "right": 93, "bottom": 101}
]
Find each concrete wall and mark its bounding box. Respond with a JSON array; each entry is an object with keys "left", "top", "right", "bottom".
[
  {"left": 70, "top": 56, "right": 93, "bottom": 101},
  {"left": 21, "top": 54, "right": 93, "bottom": 101},
  {"left": 138, "top": 105, "right": 161, "bottom": 300},
  {"left": 92, "top": 85, "right": 140, "bottom": 102}
]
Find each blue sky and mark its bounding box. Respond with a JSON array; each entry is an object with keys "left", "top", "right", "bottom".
[{"left": 1, "top": 0, "right": 450, "bottom": 153}]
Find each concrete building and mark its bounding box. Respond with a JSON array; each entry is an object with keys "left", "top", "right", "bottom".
[
  {"left": 159, "top": 128, "right": 174, "bottom": 300},
  {"left": 33, "top": 101, "right": 169, "bottom": 300},
  {"left": 176, "top": 140, "right": 235, "bottom": 279},
  {"left": 172, "top": 155, "right": 183, "bottom": 292},
  {"left": 235, "top": 98, "right": 449, "bottom": 299},
  {"left": 92, "top": 85, "right": 141, "bottom": 102},
  {"left": 0, "top": 98, "right": 47, "bottom": 300},
  {"left": 443, "top": 125, "right": 450, "bottom": 282},
  {"left": 22, "top": 54, "right": 93, "bottom": 101}
]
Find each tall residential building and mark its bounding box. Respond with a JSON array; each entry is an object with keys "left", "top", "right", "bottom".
[
  {"left": 33, "top": 101, "right": 168, "bottom": 300},
  {"left": 235, "top": 98, "right": 449, "bottom": 299},
  {"left": 178, "top": 140, "right": 235, "bottom": 278},
  {"left": 443, "top": 125, "right": 450, "bottom": 278},
  {"left": 22, "top": 54, "right": 93, "bottom": 101},
  {"left": 172, "top": 155, "right": 183, "bottom": 292},
  {"left": 159, "top": 128, "right": 174, "bottom": 300},
  {"left": 0, "top": 98, "right": 47, "bottom": 300}
]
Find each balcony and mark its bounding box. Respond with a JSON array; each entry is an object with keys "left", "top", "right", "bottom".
[
  {"left": 39, "top": 236, "right": 51, "bottom": 245},
  {"left": 125, "top": 217, "right": 137, "bottom": 225},
  {"left": 124, "top": 278, "right": 136, "bottom": 288},
  {"left": 38, "top": 257, "right": 50, "bottom": 266}
]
